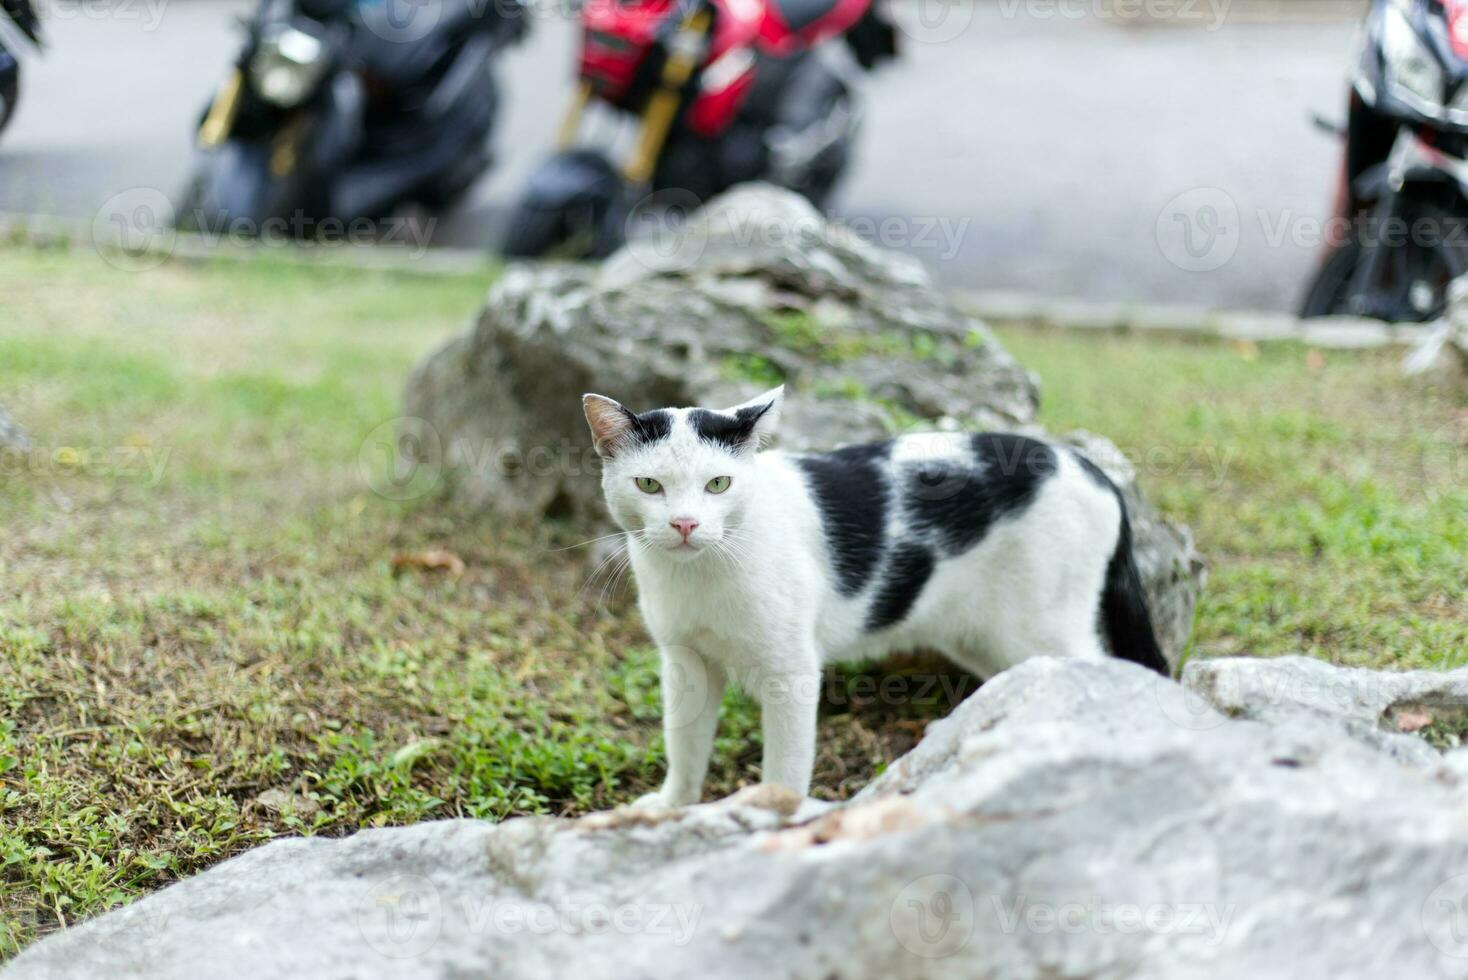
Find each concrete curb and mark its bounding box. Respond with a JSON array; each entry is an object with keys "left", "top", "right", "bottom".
[{"left": 955, "top": 289, "right": 1434, "bottom": 351}]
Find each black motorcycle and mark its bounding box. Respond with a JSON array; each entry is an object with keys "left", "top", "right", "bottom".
[
  {"left": 179, "top": 0, "right": 524, "bottom": 237},
  {"left": 1303, "top": 0, "right": 1468, "bottom": 321},
  {"left": 0, "top": 0, "right": 42, "bottom": 140}
]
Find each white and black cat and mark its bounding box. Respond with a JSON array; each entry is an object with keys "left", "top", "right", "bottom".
[{"left": 583, "top": 386, "right": 1167, "bottom": 807}]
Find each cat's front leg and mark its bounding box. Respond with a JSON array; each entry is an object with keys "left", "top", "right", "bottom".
[
  {"left": 755, "top": 665, "right": 820, "bottom": 799},
  {"left": 631, "top": 644, "right": 727, "bottom": 810}
]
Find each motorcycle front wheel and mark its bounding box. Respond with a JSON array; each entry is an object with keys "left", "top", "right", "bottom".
[
  {"left": 0, "top": 57, "right": 17, "bottom": 139},
  {"left": 1300, "top": 198, "right": 1467, "bottom": 321}
]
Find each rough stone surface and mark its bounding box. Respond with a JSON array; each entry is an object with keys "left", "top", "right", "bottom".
[
  {"left": 14, "top": 656, "right": 1468, "bottom": 979},
  {"left": 403, "top": 184, "right": 1203, "bottom": 662},
  {"left": 1183, "top": 655, "right": 1468, "bottom": 769},
  {"left": 0, "top": 406, "right": 27, "bottom": 450}
]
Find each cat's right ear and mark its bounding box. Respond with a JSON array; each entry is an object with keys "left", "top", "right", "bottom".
[{"left": 583, "top": 394, "right": 635, "bottom": 459}]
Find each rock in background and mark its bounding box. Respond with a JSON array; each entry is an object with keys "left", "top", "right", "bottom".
[
  {"left": 403, "top": 184, "right": 1204, "bottom": 662},
  {"left": 14, "top": 656, "right": 1468, "bottom": 980},
  {"left": 1184, "top": 654, "right": 1468, "bottom": 769}
]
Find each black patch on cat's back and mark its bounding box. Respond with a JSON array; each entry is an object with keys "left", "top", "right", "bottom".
[
  {"left": 1070, "top": 449, "right": 1119, "bottom": 496},
  {"left": 795, "top": 442, "right": 892, "bottom": 596},
  {"left": 907, "top": 433, "right": 1058, "bottom": 555},
  {"left": 866, "top": 543, "right": 935, "bottom": 631},
  {"left": 688, "top": 402, "right": 772, "bottom": 452}
]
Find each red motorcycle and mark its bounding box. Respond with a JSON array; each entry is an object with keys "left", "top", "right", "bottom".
[{"left": 502, "top": 0, "right": 895, "bottom": 258}]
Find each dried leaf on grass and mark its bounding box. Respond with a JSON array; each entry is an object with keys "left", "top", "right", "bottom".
[{"left": 391, "top": 550, "right": 466, "bottom": 576}]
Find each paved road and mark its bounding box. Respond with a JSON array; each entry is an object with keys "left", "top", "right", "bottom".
[{"left": 0, "top": 1, "right": 1361, "bottom": 308}]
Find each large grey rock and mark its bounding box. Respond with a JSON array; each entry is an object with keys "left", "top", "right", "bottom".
[
  {"left": 1184, "top": 655, "right": 1468, "bottom": 769},
  {"left": 0, "top": 405, "right": 27, "bottom": 450},
  {"left": 403, "top": 185, "right": 1202, "bottom": 660},
  {"left": 14, "top": 656, "right": 1468, "bottom": 979}
]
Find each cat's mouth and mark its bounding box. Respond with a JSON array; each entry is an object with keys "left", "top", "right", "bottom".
[{"left": 661, "top": 539, "right": 706, "bottom": 558}]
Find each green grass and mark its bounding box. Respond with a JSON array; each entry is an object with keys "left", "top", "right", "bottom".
[
  {"left": 1, "top": 243, "right": 1465, "bottom": 957},
  {"left": 999, "top": 328, "right": 1468, "bottom": 668}
]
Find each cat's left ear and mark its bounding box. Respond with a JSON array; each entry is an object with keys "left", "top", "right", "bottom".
[{"left": 725, "top": 385, "right": 783, "bottom": 450}]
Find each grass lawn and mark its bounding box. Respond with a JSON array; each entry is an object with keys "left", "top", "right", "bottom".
[{"left": 1, "top": 244, "right": 1465, "bottom": 957}]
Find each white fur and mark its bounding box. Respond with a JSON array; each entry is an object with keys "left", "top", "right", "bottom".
[{"left": 587, "top": 388, "right": 1120, "bottom": 807}]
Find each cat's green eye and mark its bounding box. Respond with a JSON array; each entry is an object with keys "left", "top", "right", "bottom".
[
  {"left": 635, "top": 477, "right": 662, "bottom": 495},
  {"left": 705, "top": 476, "right": 732, "bottom": 494}
]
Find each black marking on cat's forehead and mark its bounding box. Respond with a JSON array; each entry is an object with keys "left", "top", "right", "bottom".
[
  {"left": 795, "top": 441, "right": 893, "bottom": 597},
  {"left": 687, "top": 402, "right": 775, "bottom": 452},
  {"left": 624, "top": 408, "right": 674, "bottom": 448}
]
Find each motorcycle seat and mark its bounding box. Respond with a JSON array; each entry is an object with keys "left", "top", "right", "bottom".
[{"left": 760, "top": 0, "right": 870, "bottom": 51}]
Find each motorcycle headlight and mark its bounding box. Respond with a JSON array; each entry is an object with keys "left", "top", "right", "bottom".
[
  {"left": 250, "top": 24, "right": 329, "bottom": 108},
  {"left": 1382, "top": 2, "right": 1444, "bottom": 108}
]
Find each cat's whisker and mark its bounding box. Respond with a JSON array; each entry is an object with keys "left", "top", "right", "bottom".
[
  {"left": 548, "top": 530, "right": 632, "bottom": 553},
  {"left": 597, "top": 549, "right": 637, "bottom": 611},
  {"left": 577, "top": 536, "right": 631, "bottom": 601}
]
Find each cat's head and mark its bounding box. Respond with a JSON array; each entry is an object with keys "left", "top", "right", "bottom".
[{"left": 581, "top": 386, "right": 783, "bottom": 561}]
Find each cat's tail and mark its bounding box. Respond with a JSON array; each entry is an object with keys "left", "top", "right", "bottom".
[{"left": 1101, "top": 503, "right": 1171, "bottom": 676}]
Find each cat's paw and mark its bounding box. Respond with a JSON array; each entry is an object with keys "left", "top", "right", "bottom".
[{"left": 625, "top": 790, "right": 676, "bottom": 811}]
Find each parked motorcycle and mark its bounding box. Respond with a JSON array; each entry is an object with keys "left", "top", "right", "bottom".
[
  {"left": 0, "top": 0, "right": 42, "bottom": 140},
  {"left": 1303, "top": 0, "right": 1468, "bottom": 320},
  {"left": 502, "top": 0, "right": 896, "bottom": 258},
  {"left": 179, "top": 0, "right": 525, "bottom": 237}
]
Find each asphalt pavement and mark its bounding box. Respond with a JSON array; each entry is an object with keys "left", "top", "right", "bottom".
[{"left": 0, "top": 0, "right": 1364, "bottom": 309}]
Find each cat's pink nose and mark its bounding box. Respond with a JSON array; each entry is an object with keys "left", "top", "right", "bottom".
[{"left": 670, "top": 517, "right": 700, "bottom": 541}]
